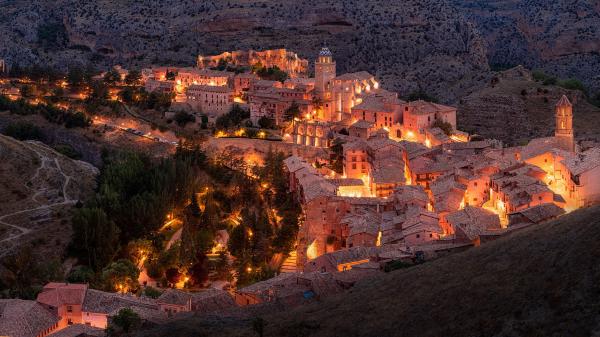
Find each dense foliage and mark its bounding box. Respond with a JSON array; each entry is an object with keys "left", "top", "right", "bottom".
[
  {"left": 0, "top": 95, "right": 91, "bottom": 128},
  {"left": 252, "top": 64, "right": 288, "bottom": 83},
  {"left": 215, "top": 104, "right": 250, "bottom": 130},
  {"left": 2, "top": 121, "right": 44, "bottom": 141}
]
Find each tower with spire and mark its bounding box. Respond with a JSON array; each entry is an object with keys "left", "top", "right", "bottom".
[
  {"left": 315, "top": 47, "right": 336, "bottom": 98},
  {"left": 555, "top": 95, "right": 574, "bottom": 152}
]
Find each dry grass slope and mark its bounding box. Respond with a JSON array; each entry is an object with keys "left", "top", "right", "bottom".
[
  {"left": 0, "top": 134, "right": 98, "bottom": 260},
  {"left": 136, "top": 205, "right": 600, "bottom": 337}
]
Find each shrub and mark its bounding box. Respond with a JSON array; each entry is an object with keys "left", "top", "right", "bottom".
[
  {"left": 3, "top": 121, "right": 44, "bottom": 141},
  {"left": 431, "top": 119, "right": 453, "bottom": 135},
  {"left": 258, "top": 116, "right": 275, "bottom": 129},
  {"left": 173, "top": 111, "right": 195, "bottom": 126},
  {"left": 53, "top": 144, "right": 82, "bottom": 160}
]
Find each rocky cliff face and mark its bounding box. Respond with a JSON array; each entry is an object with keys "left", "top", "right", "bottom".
[
  {"left": 0, "top": 0, "right": 490, "bottom": 102},
  {"left": 452, "top": 0, "right": 600, "bottom": 93},
  {"left": 457, "top": 66, "right": 600, "bottom": 146}
]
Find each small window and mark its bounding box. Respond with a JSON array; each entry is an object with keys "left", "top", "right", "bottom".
[
  {"left": 430, "top": 233, "right": 433, "bottom": 238},
  {"left": 416, "top": 234, "right": 420, "bottom": 238},
  {"left": 473, "top": 182, "right": 478, "bottom": 187}
]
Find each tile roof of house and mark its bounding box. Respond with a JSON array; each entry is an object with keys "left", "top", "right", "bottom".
[
  {"left": 520, "top": 137, "right": 565, "bottom": 160},
  {"left": 410, "top": 157, "right": 453, "bottom": 175},
  {"left": 237, "top": 273, "right": 304, "bottom": 301},
  {"left": 297, "top": 272, "right": 346, "bottom": 298},
  {"left": 47, "top": 324, "right": 105, "bottom": 337},
  {"left": 353, "top": 96, "right": 388, "bottom": 112},
  {"left": 443, "top": 140, "right": 495, "bottom": 151},
  {"left": 401, "top": 209, "right": 442, "bottom": 237},
  {"left": 562, "top": 147, "right": 600, "bottom": 176},
  {"left": 446, "top": 206, "right": 501, "bottom": 241},
  {"left": 342, "top": 210, "right": 381, "bottom": 237},
  {"left": 283, "top": 155, "right": 312, "bottom": 173},
  {"left": 367, "top": 137, "right": 403, "bottom": 152},
  {"left": 393, "top": 185, "right": 429, "bottom": 205},
  {"left": 349, "top": 120, "right": 375, "bottom": 129},
  {"left": 328, "top": 178, "right": 365, "bottom": 187},
  {"left": 187, "top": 84, "right": 233, "bottom": 93},
  {"left": 509, "top": 203, "right": 565, "bottom": 225},
  {"left": 157, "top": 289, "right": 191, "bottom": 306},
  {"left": 406, "top": 100, "right": 456, "bottom": 114},
  {"left": 343, "top": 140, "right": 368, "bottom": 151},
  {"left": 371, "top": 165, "right": 405, "bottom": 184},
  {"left": 37, "top": 283, "right": 88, "bottom": 308},
  {"left": 427, "top": 127, "right": 450, "bottom": 143},
  {"left": 190, "top": 289, "right": 237, "bottom": 314},
  {"left": 0, "top": 299, "right": 59, "bottom": 337},
  {"left": 82, "top": 289, "right": 158, "bottom": 315}
]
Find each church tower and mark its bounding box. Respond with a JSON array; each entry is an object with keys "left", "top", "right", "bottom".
[
  {"left": 555, "top": 95, "right": 574, "bottom": 152},
  {"left": 315, "top": 47, "right": 336, "bottom": 98}
]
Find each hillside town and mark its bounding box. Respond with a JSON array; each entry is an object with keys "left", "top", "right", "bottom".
[
  {"left": 135, "top": 47, "right": 599, "bottom": 267},
  {"left": 2, "top": 47, "right": 600, "bottom": 337}
]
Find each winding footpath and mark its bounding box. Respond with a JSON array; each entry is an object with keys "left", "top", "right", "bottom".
[{"left": 0, "top": 141, "right": 77, "bottom": 254}]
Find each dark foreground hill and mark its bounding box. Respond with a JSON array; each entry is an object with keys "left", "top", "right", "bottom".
[{"left": 136, "top": 205, "right": 600, "bottom": 337}]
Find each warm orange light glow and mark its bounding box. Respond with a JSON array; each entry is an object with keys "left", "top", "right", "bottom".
[{"left": 306, "top": 240, "right": 318, "bottom": 260}]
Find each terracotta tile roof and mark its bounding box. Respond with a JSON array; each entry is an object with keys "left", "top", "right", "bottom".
[
  {"left": 82, "top": 289, "right": 158, "bottom": 315},
  {"left": 562, "top": 147, "right": 600, "bottom": 176},
  {"left": 190, "top": 289, "right": 237, "bottom": 314},
  {"left": 401, "top": 209, "right": 442, "bottom": 237},
  {"left": 394, "top": 185, "right": 429, "bottom": 204},
  {"left": 37, "top": 283, "right": 88, "bottom": 308},
  {"left": 406, "top": 100, "right": 456, "bottom": 115},
  {"left": 349, "top": 120, "right": 374, "bottom": 129},
  {"left": 353, "top": 96, "right": 388, "bottom": 112},
  {"left": 187, "top": 84, "right": 233, "bottom": 93},
  {"left": 372, "top": 165, "right": 405, "bottom": 184},
  {"left": 328, "top": 178, "right": 364, "bottom": 187},
  {"left": 341, "top": 210, "right": 381, "bottom": 237},
  {"left": 521, "top": 137, "right": 564, "bottom": 160},
  {"left": 509, "top": 203, "right": 565, "bottom": 225},
  {"left": 446, "top": 206, "right": 501, "bottom": 240},
  {"left": 47, "top": 324, "right": 104, "bottom": 337},
  {"left": 0, "top": 299, "right": 59, "bottom": 337},
  {"left": 157, "top": 289, "right": 191, "bottom": 306}
]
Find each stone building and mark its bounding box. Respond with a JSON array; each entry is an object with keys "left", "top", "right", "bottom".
[
  {"left": 555, "top": 95, "right": 575, "bottom": 152},
  {"left": 186, "top": 84, "right": 234, "bottom": 118},
  {"left": 248, "top": 81, "right": 314, "bottom": 125},
  {"left": 292, "top": 120, "right": 334, "bottom": 148},
  {"left": 197, "top": 49, "right": 309, "bottom": 78}
]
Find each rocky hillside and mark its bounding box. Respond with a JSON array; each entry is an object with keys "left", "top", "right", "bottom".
[
  {"left": 453, "top": 0, "right": 600, "bottom": 94},
  {"left": 137, "top": 205, "right": 600, "bottom": 336},
  {"left": 0, "top": 0, "right": 489, "bottom": 102},
  {"left": 457, "top": 66, "right": 600, "bottom": 146},
  {"left": 0, "top": 134, "right": 97, "bottom": 261}
]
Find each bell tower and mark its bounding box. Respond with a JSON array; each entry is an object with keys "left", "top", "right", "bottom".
[
  {"left": 315, "top": 47, "right": 336, "bottom": 97},
  {"left": 555, "top": 95, "right": 574, "bottom": 152}
]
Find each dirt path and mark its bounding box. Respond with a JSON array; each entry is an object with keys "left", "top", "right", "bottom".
[{"left": 0, "top": 141, "right": 76, "bottom": 250}]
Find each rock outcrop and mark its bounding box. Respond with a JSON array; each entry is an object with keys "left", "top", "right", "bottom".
[
  {"left": 452, "top": 0, "right": 600, "bottom": 93},
  {"left": 0, "top": 0, "right": 490, "bottom": 103},
  {"left": 457, "top": 67, "right": 600, "bottom": 146}
]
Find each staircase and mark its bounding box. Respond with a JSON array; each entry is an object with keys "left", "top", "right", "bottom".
[{"left": 280, "top": 250, "right": 298, "bottom": 273}]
